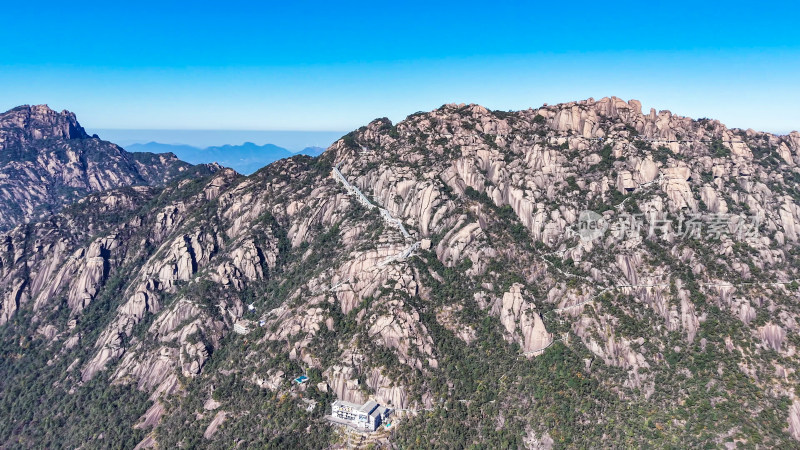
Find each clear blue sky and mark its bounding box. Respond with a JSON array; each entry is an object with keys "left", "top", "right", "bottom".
[{"left": 1, "top": 0, "right": 799, "bottom": 133}]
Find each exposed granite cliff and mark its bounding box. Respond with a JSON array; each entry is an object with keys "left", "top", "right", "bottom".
[
  {"left": 2, "top": 98, "right": 800, "bottom": 448},
  {"left": 0, "top": 105, "right": 217, "bottom": 231}
]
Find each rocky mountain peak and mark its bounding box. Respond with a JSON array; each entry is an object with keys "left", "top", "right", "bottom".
[
  {"left": 331, "top": 97, "right": 800, "bottom": 172},
  {"left": 2, "top": 99, "right": 800, "bottom": 447},
  {"left": 0, "top": 104, "right": 218, "bottom": 231},
  {"left": 0, "top": 104, "right": 89, "bottom": 145}
]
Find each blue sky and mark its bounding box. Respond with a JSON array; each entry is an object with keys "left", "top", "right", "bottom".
[{"left": 1, "top": 0, "right": 799, "bottom": 133}]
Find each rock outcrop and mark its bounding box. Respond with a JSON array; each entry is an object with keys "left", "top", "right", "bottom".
[
  {"left": 0, "top": 104, "right": 217, "bottom": 231},
  {"left": 2, "top": 98, "right": 800, "bottom": 447}
]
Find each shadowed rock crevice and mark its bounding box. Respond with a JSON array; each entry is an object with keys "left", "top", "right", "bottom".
[{"left": 1, "top": 98, "right": 800, "bottom": 448}]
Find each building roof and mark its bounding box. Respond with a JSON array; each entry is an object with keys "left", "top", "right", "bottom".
[
  {"left": 332, "top": 399, "right": 362, "bottom": 409},
  {"left": 360, "top": 400, "right": 379, "bottom": 414},
  {"left": 332, "top": 399, "right": 385, "bottom": 417}
]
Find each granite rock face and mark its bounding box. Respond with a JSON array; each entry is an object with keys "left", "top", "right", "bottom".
[
  {"left": 0, "top": 105, "right": 217, "bottom": 231},
  {"left": 3, "top": 98, "right": 800, "bottom": 447}
]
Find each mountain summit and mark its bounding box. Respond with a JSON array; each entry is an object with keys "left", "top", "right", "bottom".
[
  {"left": 0, "top": 104, "right": 89, "bottom": 144},
  {"left": 1, "top": 98, "right": 800, "bottom": 447},
  {"left": 0, "top": 105, "right": 217, "bottom": 231}
]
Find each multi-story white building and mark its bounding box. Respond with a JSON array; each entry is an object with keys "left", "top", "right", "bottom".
[{"left": 330, "top": 399, "right": 392, "bottom": 431}]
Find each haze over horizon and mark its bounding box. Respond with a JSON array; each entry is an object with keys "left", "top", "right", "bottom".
[
  {"left": 93, "top": 128, "right": 346, "bottom": 152},
  {"left": 1, "top": 1, "right": 799, "bottom": 134}
]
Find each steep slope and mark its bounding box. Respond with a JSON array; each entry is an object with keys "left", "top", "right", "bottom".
[
  {"left": 2, "top": 97, "right": 800, "bottom": 448},
  {"left": 0, "top": 105, "right": 218, "bottom": 231}
]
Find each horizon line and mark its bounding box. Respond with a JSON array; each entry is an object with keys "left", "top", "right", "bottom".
[{"left": 92, "top": 127, "right": 351, "bottom": 133}]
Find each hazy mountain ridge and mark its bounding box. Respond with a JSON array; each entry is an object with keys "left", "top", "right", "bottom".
[
  {"left": 2, "top": 97, "right": 800, "bottom": 448},
  {"left": 0, "top": 105, "right": 218, "bottom": 231},
  {"left": 126, "top": 141, "right": 326, "bottom": 174}
]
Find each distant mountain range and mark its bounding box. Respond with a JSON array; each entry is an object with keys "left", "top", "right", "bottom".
[{"left": 125, "top": 141, "right": 326, "bottom": 174}]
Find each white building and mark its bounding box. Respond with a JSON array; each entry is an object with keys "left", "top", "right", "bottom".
[
  {"left": 233, "top": 320, "right": 251, "bottom": 335},
  {"left": 331, "top": 399, "right": 392, "bottom": 431}
]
